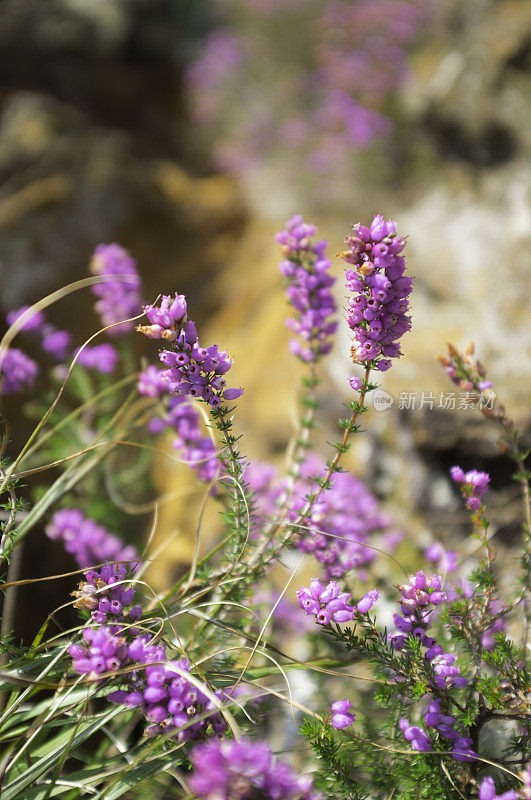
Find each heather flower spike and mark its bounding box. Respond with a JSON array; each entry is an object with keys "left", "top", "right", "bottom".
[
  {"left": 276, "top": 215, "right": 337, "bottom": 363},
  {"left": 90, "top": 243, "right": 143, "bottom": 335},
  {"left": 46, "top": 509, "right": 140, "bottom": 570},
  {"left": 340, "top": 215, "right": 412, "bottom": 373},
  {"left": 137, "top": 292, "right": 243, "bottom": 407}
]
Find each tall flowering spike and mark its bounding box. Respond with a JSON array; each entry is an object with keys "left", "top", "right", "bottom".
[
  {"left": 46, "top": 509, "right": 140, "bottom": 571},
  {"left": 340, "top": 215, "right": 412, "bottom": 373},
  {"left": 137, "top": 293, "right": 243, "bottom": 408},
  {"left": 0, "top": 348, "right": 39, "bottom": 395},
  {"left": 450, "top": 466, "right": 490, "bottom": 513},
  {"left": 90, "top": 243, "right": 142, "bottom": 335},
  {"left": 276, "top": 215, "right": 338, "bottom": 363},
  {"left": 190, "top": 737, "right": 319, "bottom": 800}
]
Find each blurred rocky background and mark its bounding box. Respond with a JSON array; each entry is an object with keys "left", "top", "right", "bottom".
[{"left": 0, "top": 0, "right": 529, "bottom": 602}]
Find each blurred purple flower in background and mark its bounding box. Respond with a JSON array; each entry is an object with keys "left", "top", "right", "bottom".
[{"left": 185, "top": 0, "right": 437, "bottom": 199}]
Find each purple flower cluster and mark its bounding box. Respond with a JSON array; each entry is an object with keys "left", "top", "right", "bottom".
[
  {"left": 400, "top": 711, "right": 475, "bottom": 761},
  {"left": 75, "top": 344, "right": 118, "bottom": 374},
  {"left": 297, "top": 579, "right": 354, "bottom": 625},
  {"left": 42, "top": 327, "right": 71, "bottom": 361},
  {"left": 72, "top": 563, "right": 142, "bottom": 626},
  {"left": 0, "top": 348, "right": 38, "bottom": 394},
  {"left": 138, "top": 367, "right": 221, "bottom": 483},
  {"left": 137, "top": 293, "right": 243, "bottom": 407},
  {"left": 70, "top": 562, "right": 229, "bottom": 742},
  {"left": 46, "top": 509, "right": 140, "bottom": 570},
  {"left": 109, "top": 651, "right": 227, "bottom": 740},
  {"left": 425, "top": 542, "right": 458, "bottom": 574},
  {"left": 275, "top": 215, "right": 337, "bottom": 363},
  {"left": 330, "top": 699, "right": 355, "bottom": 730},
  {"left": 137, "top": 293, "right": 188, "bottom": 341},
  {"left": 423, "top": 699, "right": 476, "bottom": 762},
  {"left": 165, "top": 397, "right": 220, "bottom": 482},
  {"left": 398, "top": 718, "right": 432, "bottom": 752},
  {"left": 340, "top": 215, "right": 412, "bottom": 372},
  {"left": 398, "top": 571, "right": 446, "bottom": 616},
  {"left": 390, "top": 572, "right": 468, "bottom": 694},
  {"left": 479, "top": 776, "right": 519, "bottom": 800},
  {"left": 137, "top": 365, "right": 169, "bottom": 398},
  {"left": 69, "top": 626, "right": 128, "bottom": 678},
  {"left": 450, "top": 466, "right": 490, "bottom": 512},
  {"left": 297, "top": 578, "right": 379, "bottom": 625},
  {"left": 189, "top": 737, "right": 319, "bottom": 800},
  {"left": 6, "top": 305, "right": 71, "bottom": 363},
  {"left": 246, "top": 455, "right": 402, "bottom": 580},
  {"left": 90, "top": 244, "right": 143, "bottom": 335},
  {"left": 186, "top": 0, "right": 432, "bottom": 200}
]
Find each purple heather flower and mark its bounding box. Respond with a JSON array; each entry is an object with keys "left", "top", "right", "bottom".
[
  {"left": 297, "top": 579, "right": 354, "bottom": 624},
  {"left": 46, "top": 509, "right": 140, "bottom": 571},
  {"left": 425, "top": 542, "right": 458, "bottom": 574},
  {"left": 137, "top": 365, "right": 169, "bottom": 398},
  {"left": 399, "top": 718, "right": 432, "bottom": 752},
  {"left": 138, "top": 293, "right": 243, "bottom": 408},
  {"left": 348, "top": 375, "right": 363, "bottom": 391},
  {"left": 223, "top": 387, "right": 244, "bottom": 400},
  {"left": 451, "top": 466, "right": 490, "bottom": 512},
  {"left": 423, "top": 700, "right": 476, "bottom": 761},
  {"left": 247, "top": 454, "right": 401, "bottom": 580},
  {"left": 72, "top": 563, "right": 141, "bottom": 627},
  {"left": 389, "top": 572, "right": 468, "bottom": 692},
  {"left": 6, "top": 305, "right": 45, "bottom": 332},
  {"left": 140, "top": 294, "right": 188, "bottom": 340},
  {"left": 340, "top": 215, "right": 412, "bottom": 371},
  {"left": 120, "top": 655, "right": 226, "bottom": 741},
  {"left": 75, "top": 344, "right": 118, "bottom": 374},
  {"left": 330, "top": 699, "right": 355, "bottom": 729},
  {"left": 356, "top": 589, "right": 379, "bottom": 613},
  {"left": 479, "top": 776, "right": 519, "bottom": 800},
  {"left": 190, "top": 737, "right": 318, "bottom": 800},
  {"left": 90, "top": 244, "right": 142, "bottom": 335},
  {"left": 0, "top": 348, "right": 39, "bottom": 394},
  {"left": 42, "top": 327, "right": 71, "bottom": 361},
  {"left": 276, "top": 215, "right": 337, "bottom": 363},
  {"left": 146, "top": 395, "right": 221, "bottom": 484},
  {"left": 69, "top": 625, "right": 128, "bottom": 678}
]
